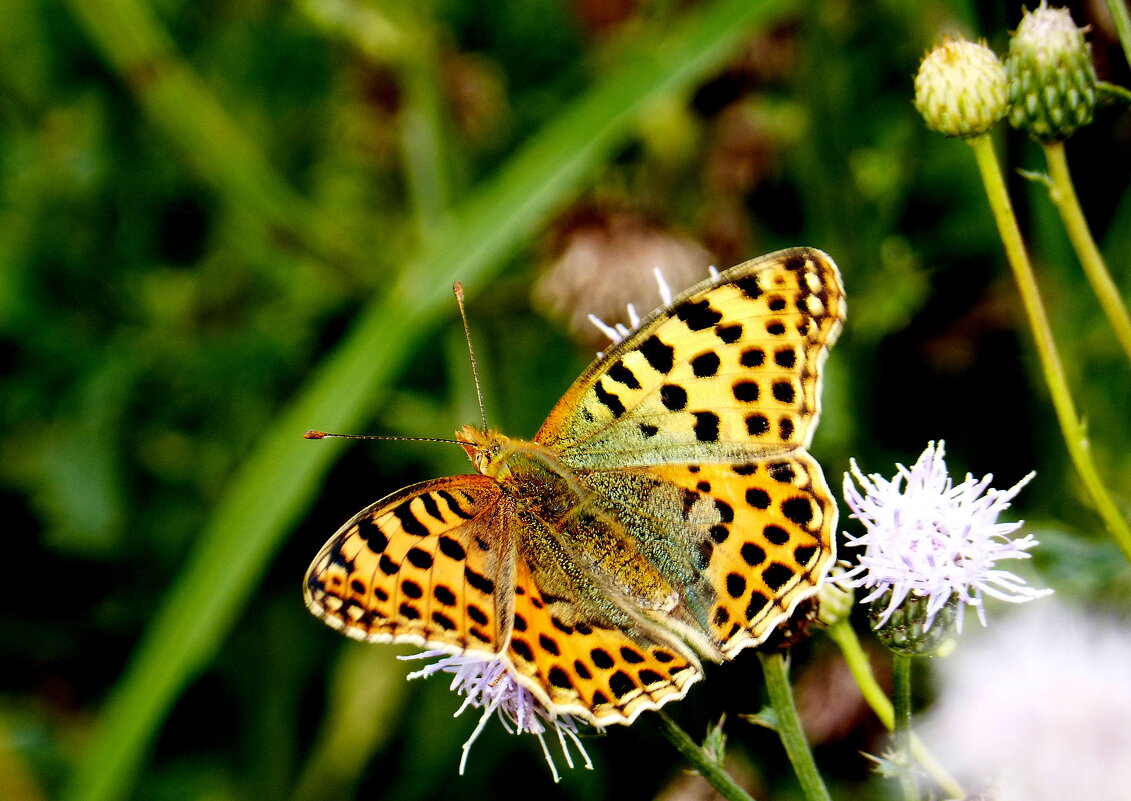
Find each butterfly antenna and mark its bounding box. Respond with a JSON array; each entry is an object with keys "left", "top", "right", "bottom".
[
  {"left": 304, "top": 431, "right": 463, "bottom": 445},
  {"left": 453, "top": 281, "right": 489, "bottom": 433}
]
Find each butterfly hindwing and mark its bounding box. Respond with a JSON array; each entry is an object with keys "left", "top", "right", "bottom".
[
  {"left": 536, "top": 248, "right": 844, "bottom": 469},
  {"left": 505, "top": 555, "right": 704, "bottom": 725},
  {"left": 641, "top": 457, "right": 835, "bottom": 656},
  {"left": 304, "top": 475, "right": 513, "bottom": 654},
  {"left": 577, "top": 455, "right": 835, "bottom": 657}
]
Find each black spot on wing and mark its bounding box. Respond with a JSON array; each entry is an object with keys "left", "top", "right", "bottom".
[
  {"left": 795, "top": 545, "right": 817, "bottom": 565},
  {"left": 772, "top": 381, "right": 796, "bottom": 404},
  {"left": 691, "top": 351, "right": 720, "bottom": 377},
  {"left": 660, "top": 384, "right": 688, "bottom": 411},
  {"left": 740, "top": 348, "right": 765, "bottom": 367},
  {"left": 594, "top": 380, "right": 626, "bottom": 418},
  {"left": 639, "top": 335, "right": 674, "bottom": 374},
  {"left": 736, "top": 276, "right": 762, "bottom": 299},
  {"left": 762, "top": 563, "right": 794, "bottom": 591},
  {"left": 676, "top": 299, "right": 723, "bottom": 330},
  {"left": 465, "top": 567, "right": 495, "bottom": 595},
  {"left": 692, "top": 411, "right": 720, "bottom": 442},
  {"left": 774, "top": 348, "right": 797, "bottom": 368},
  {"left": 608, "top": 671, "right": 636, "bottom": 698},
  {"left": 419, "top": 491, "right": 444, "bottom": 522},
  {"left": 608, "top": 359, "right": 641, "bottom": 389},
  {"left": 357, "top": 518, "right": 388, "bottom": 554},
  {"left": 438, "top": 535, "right": 467, "bottom": 561},
  {"left": 732, "top": 380, "right": 759, "bottom": 402},
  {"left": 438, "top": 490, "right": 475, "bottom": 520},
  {"left": 591, "top": 648, "right": 614, "bottom": 669},
  {"left": 782, "top": 497, "right": 814, "bottom": 526},
  {"left": 405, "top": 547, "right": 433, "bottom": 569},
  {"left": 393, "top": 501, "right": 429, "bottom": 537},
  {"left": 745, "top": 414, "right": 770, "bottom": 436},
  {"left": 715, "top": 323, "right": 743, "bottom": 343}
]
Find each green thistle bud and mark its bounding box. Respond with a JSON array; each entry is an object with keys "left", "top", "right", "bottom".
[
  {"left": 914, "top": 37, "right": 1009, "bottom": 138},
  {"left": 870, "top": 590, "right": 959, "bottom": 657},
  {"left": 1007, "top": 4, "right": 1097, "bottom": 141}
]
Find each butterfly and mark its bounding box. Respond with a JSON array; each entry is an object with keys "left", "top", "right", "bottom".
[{"left": 304, "top": 247, "right": 845, "bottom": 726}]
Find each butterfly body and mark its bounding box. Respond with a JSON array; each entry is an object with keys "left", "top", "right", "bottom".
[{"left": 306, "top": 247, "right": 845, "bottom": 725}]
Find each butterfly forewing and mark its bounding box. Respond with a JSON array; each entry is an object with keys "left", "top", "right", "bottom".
[
  {"left": 536, "top": 248, "right": 845, "bottom": 469},
  {"left": 304, "top": 475, "right": 513, "bottom": 654}
]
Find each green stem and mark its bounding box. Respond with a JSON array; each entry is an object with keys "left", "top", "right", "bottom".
[
  {"left": 1106, "top": 0, "right": 1131, "bottom": 73},
  {"left": 653, "top": 711, "right": 756, "bottom": 801},
  {"left": 892, "top": 655, "right": 919, "bottom": 801},
  {"left": 1098, "top": 81, "right": 1131, "bottom": 105},
  {"left": 757, "top": 653, "right": 832, "bottom": 801},
  {"left": 1041, "top": 140, "right": 1131, "bottom": 365},
  {"left": 968, "top": 135, "right": 1131, "bottom": 561},
  {"left": 825, "top": 621, "right": 964, "bottom": 798}
]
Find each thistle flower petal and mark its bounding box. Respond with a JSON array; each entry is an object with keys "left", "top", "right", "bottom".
[
  {"left": 400, "top": 650, "right": 594, "bottom": 781},
  {"left": 838, "top": 441, "right": 1051, "bottom": 647}
]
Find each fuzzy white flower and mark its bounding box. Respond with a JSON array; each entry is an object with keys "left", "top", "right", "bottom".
[
  {"left": 400, "top": 650, "right": 594, "bottom": 781},
  {"left": 920, "top": 603, "right": 1131, "bottom": 801},
  {"left": 839, "top": 441, "right": 1050, "bottom": 633}
]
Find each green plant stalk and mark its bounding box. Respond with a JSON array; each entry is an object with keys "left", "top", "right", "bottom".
[
  {"left": 1098, "top": 80, "right": 1131, "bottom": 105},
  {"left": 61, "top": 3, "right": 797, "bottom": 801},
  {"left": 653, "top": 711, "right": 756, "bottom": 801},
  {"left": 969, "top": 135, "right": 1131, "bottom": 561},
  {"left": 826, "top": 621, "right": 964, "bottom": 798},
  {"left": 757, "top": 653, "right": 832, "bottom": 801},
  {"left": 892, "top": 655, "right": 920, "bottom": 801},
  {"left": 1041, "top": 140, "right": 1131, "bottom": 364},
  {"left": 1106, "top": 0, "right": 1131, "bottom": 73},
  {"left": 399, "top": 34, "right": 455, "bottom": 237}
]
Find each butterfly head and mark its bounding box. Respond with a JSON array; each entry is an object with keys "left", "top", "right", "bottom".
[{"left": 457, "top": 424, "right": 516, "bottom": 479}]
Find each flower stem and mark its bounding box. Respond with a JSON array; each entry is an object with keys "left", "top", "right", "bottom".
[
  {"left": 968, "top": 134, "right": 1131, "bottom": 562},
  {"left": 892, "top": 655, "right": 920, "bottom": 801},
  {"left": 653, "top": 710, "right": 756, "bottom": 801},
  {"left": 826, "top": 621, "right": 964, "bottom": 798},
  {"left": 757, "top": 652, "right": 832, "bottom": 801},
  {"left": 1040, "top": 140, "right": 1131, "bottom": 365}
]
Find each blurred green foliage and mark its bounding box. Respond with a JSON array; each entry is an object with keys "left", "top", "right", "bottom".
[{"left": 2, "top": 0, "right": 1128, "bottom": 800}]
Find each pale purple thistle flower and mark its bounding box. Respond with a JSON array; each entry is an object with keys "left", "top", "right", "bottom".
[
  {"left": 839, "top": 441, "right": 1050, "bottom": 632},
  {"left": 400, "top": 650, "right": 594, "bottom": 782}
]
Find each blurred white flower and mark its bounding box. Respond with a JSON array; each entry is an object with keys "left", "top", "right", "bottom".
[
  {"left": 920, "top": 603, "right": 1131, "bottom": 801},
  {"left": 401, "top": 650, "right": 593, "bottom": 781},
  {"left": 839, "top": 441, "right": 1050, "bottom": 633}
]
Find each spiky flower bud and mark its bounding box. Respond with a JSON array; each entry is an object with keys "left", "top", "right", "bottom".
[
  {"left": 914, "top": 37, "right": 1009, "bottom": 138},
  {"left": 869, "top": 589, "right": 959, "bottom": 657},
  {"left": 1007, "top": 4, "right": 1097, "bottom": 141}
]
